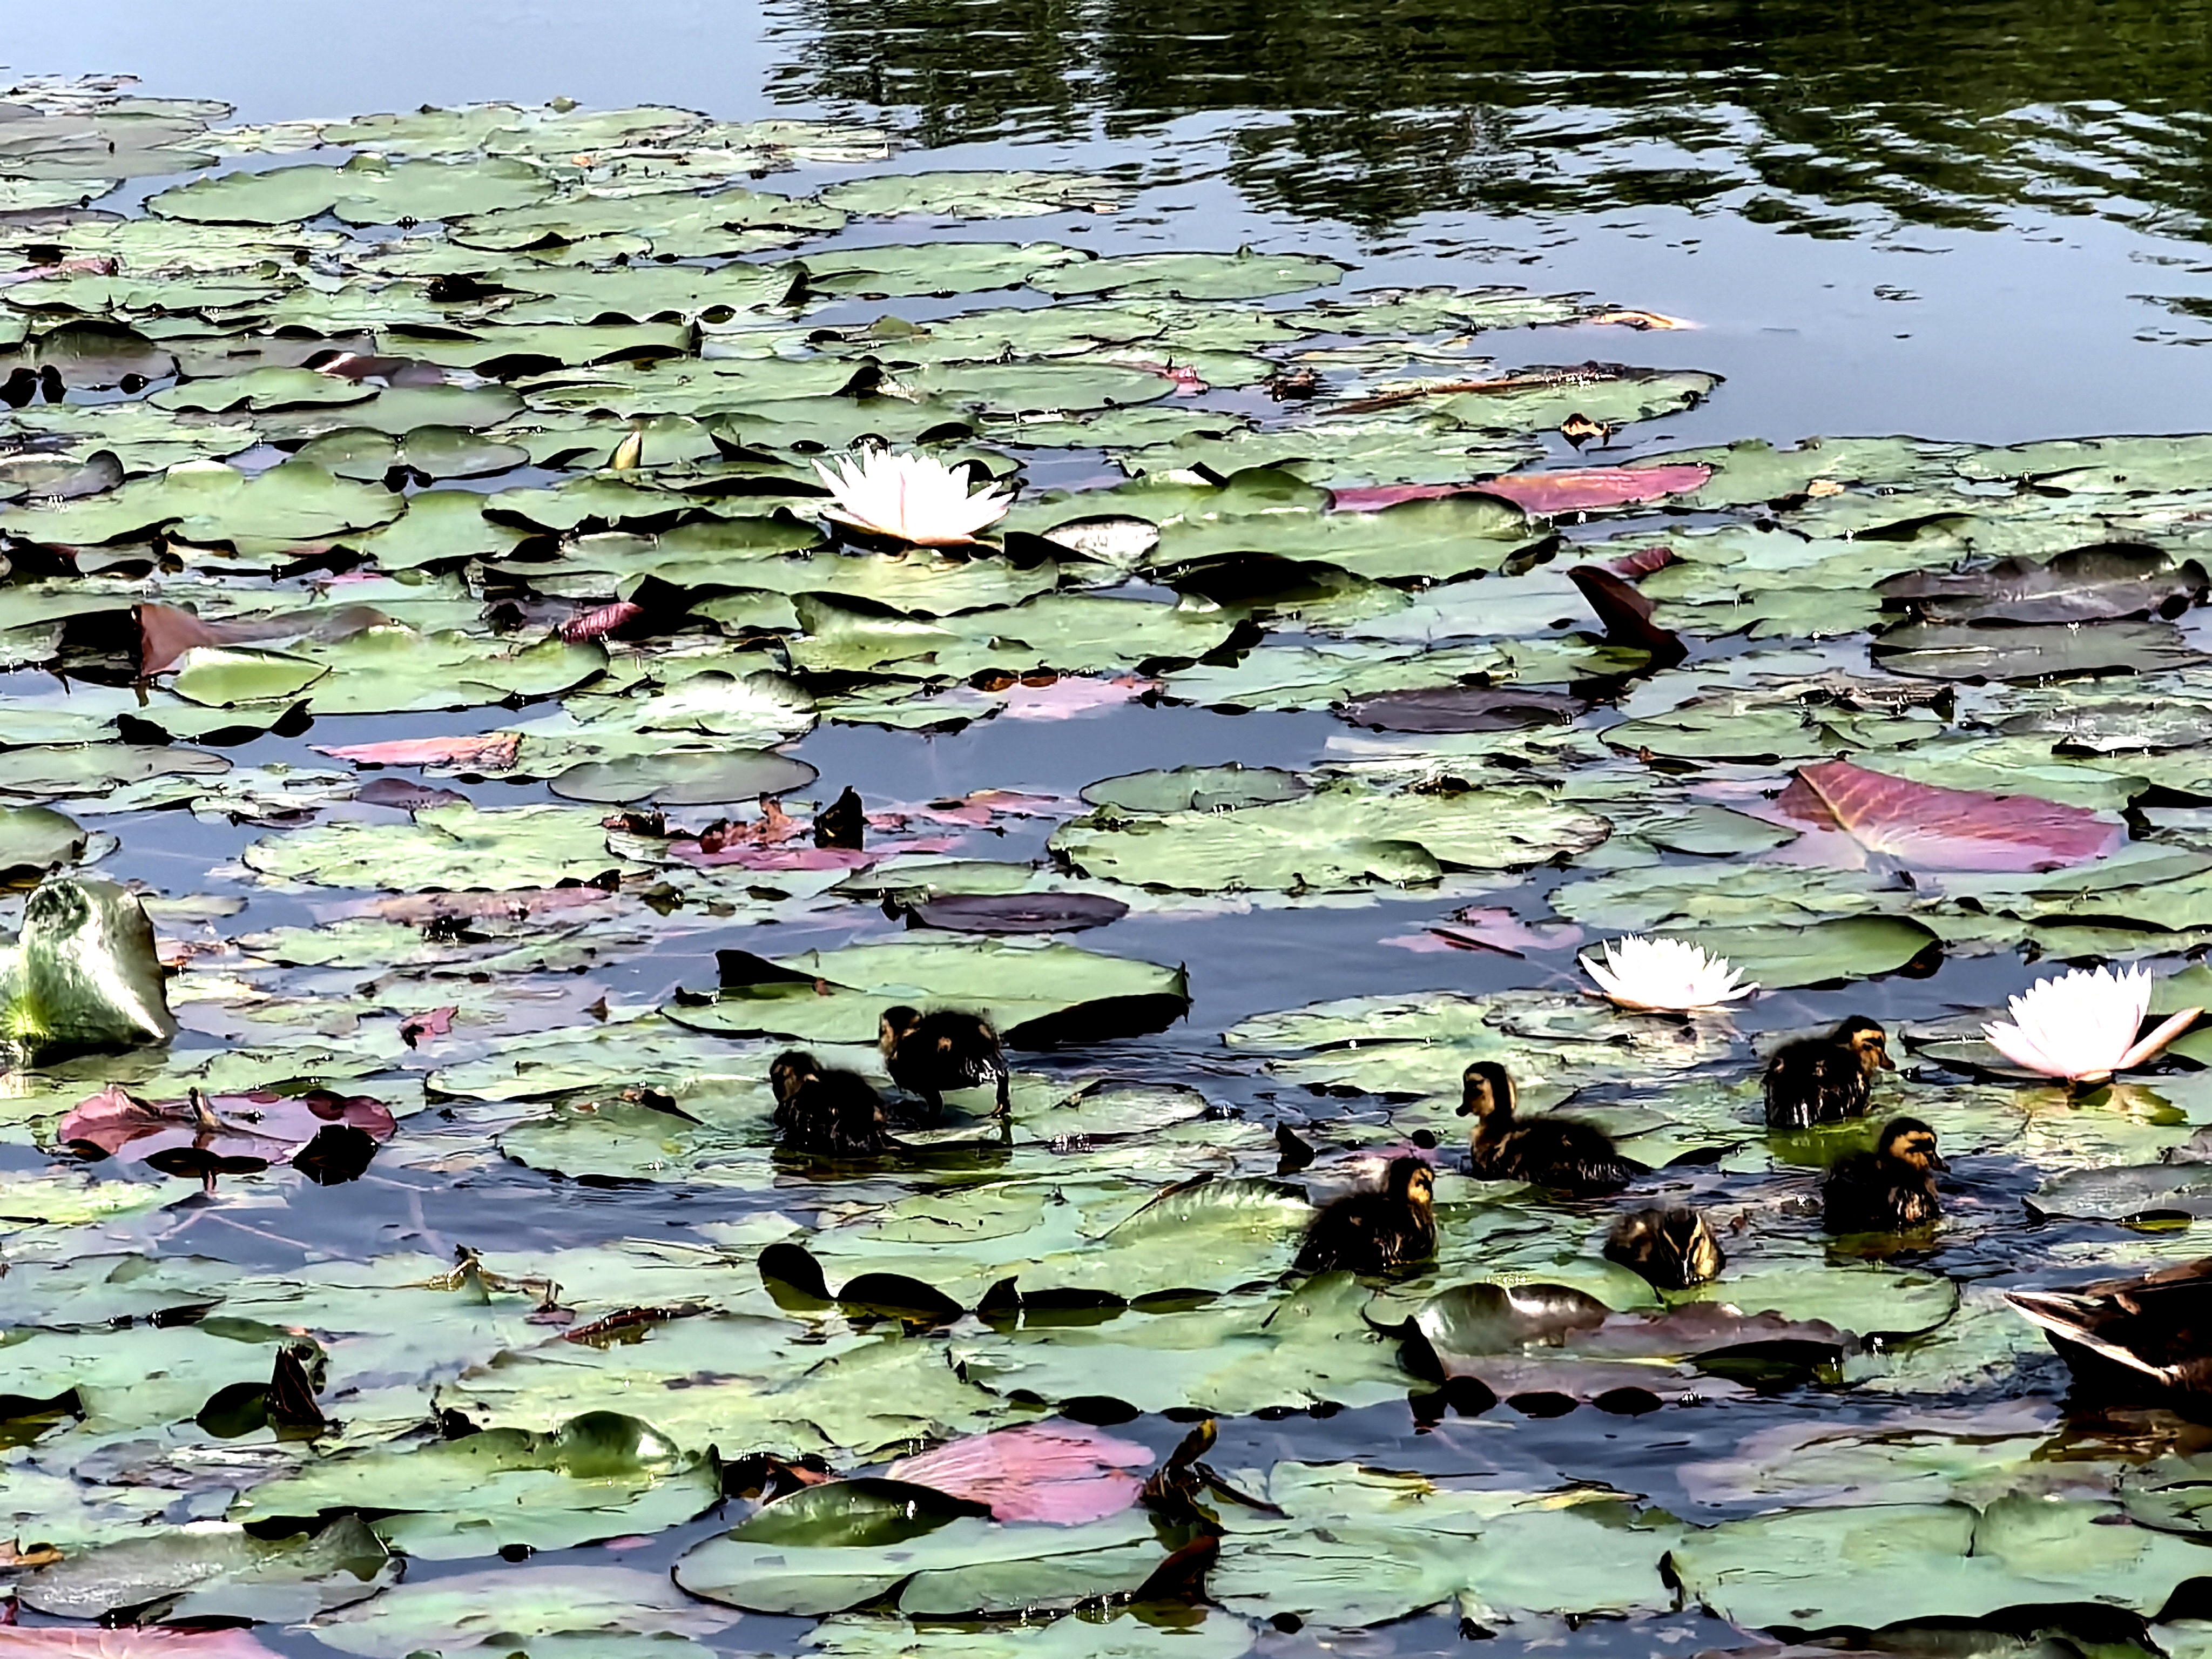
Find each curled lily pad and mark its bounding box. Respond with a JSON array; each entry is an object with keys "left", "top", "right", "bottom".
[
  {"left": 1, "top": 875, "right": 176, "bottom": 1061},
  {"left": 1878, "top": 543, "right": 2209, "bottom": 625},
  {"left": 1409, "top": 1281, "right": 1850, "bottom": 1401}
]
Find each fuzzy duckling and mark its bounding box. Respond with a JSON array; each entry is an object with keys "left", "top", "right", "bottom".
[
  {"left": 1603, "top": 1205, "right": 1725, "bottom": 1290},
  {"left": 1459, "top": 1061, "right": 1644, "bottom": 1197},
  {"left": 770, "top": 1050, "right": 893, "bottom": 1157},
  {"left": 2007, "top": 1258, "right": 2212, "bottom": 1397},
  {"left": 1822, "top": 1116, "right": 1945, "bottom": 1233},
  {"left": 879, "top": 1006, "right": 1010, "bottom": 1117},
  {"left": 1294, "top": 1156, "right": 1437, "bottom": 1275},
  {"left": 1763, "top": 1016, "right": 1895, "bottom": 1129}
]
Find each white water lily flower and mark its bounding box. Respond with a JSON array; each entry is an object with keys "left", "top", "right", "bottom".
[
  {"left": 813, "top": 447, "right": 1013, "bottom": 545},
  {"left": 1580, "top": 934, "right": 1756, "bottom": 1014},
  {"left": 1981, "top": 965, "right": 2201, "bottom": 1084}
]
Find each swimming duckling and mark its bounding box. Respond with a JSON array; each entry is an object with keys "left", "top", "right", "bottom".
[
  {"left": 1603, "top": 1205, "right": 1725, "bottom": 1290},
  {"left": 1459, "top": 1061, "right": 1644, "bottom": 1197},
  {"left": 1764, "top": 1016, "right": 1894, "bottom": 1129},
  {"left": 879, "top": 1006, "right": 1010, "bottom": 1117},
  {"left": 1821, "top": 1115, "right": 1945, "bottom": 1233},
  {"left": 770, "top": 1050, "right": 893, "bottom": 1157},
  {"left": 2006, "top": 1258, "right": 2212, "bottom": 1397},
  {"left": 1294, "top": 1156, "right": 1437, "bottom": 1275}
]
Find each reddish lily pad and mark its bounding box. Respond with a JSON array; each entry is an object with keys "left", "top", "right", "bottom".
[
  {"left": 886, "top": 1421, "right": 1152, "bottom": 1523},
  {"left": 1329, "top": 464, "right": 1711, "bottom": 515},
  {"left": 58, "top": 1085, "right": 397, "bottom": 1174},
  {"left": 1771, "top": 758, "right": 2122, "bottom": 873}
]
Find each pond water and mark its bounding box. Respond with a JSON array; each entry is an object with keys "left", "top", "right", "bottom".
[{"left": 4, "top": 2, "right": 2212, "bottom": 1656}]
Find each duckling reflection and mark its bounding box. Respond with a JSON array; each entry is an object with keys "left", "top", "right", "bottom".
[
  {"left": 770, "top": 1050, "right": 893, "bottom": 1157},
  {"left": 1294, "top": 1155, "right": 1437, "bottom": 1275},
  {"left": 1459, "top": 1061, "right": 1644, "bottom": 1197},
  {"left": 1603, "top": 1205, "right": 1725, "bottom": 1290},
  {"left": 1822, "top": 1115, "right": 1945, "bottom": 1233},
  {"left": 879, "top": 1006, "right": 1010, "bottom": 1117},
  {"left": 1764, "top": 1016, "right": 1894, "bottom": 1129}
]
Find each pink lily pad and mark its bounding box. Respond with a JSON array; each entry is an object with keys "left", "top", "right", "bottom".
[
  {"left": 1769, "top": 758, "right": 2123, "bottom": 873},
  {"left": 886, "top": 1421, "right": 1152, "bottom": 1524},
  {"left": 59, "top": 1085, "right": 396, "bottom": 1170},
  {"left": 1329, "top": 464, "right": 1711, "bottom": 516},
  {"left": 317, "top": 732, "right": 522, "bottom": 771},
  {"left": 0, "top": 1632, "right": 278, "bottom": 1658}
]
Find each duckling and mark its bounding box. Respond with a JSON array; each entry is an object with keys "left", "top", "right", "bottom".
[
  {"left": 1603, "top": 1205, "right": 1725, "bottom": 1290},
  {"left": 813, "top": 786, "right": 866, "bottom": 850},
  {"left": 1763, "top": 1016, "right": 1894, "bottom": 1129},
  {"left": 879, "top": 1006, "right": 1010, "bottom": 1117},
  {"left": 1458, "top": 1061, "right": 1644, "bottom": 1197},
  {"left": 770, "top": 1050, "right": 893, "bottom": 1157},
  {"left": 2006, "top": 1258, "right": 2212, "bottom": 1397},
  {"left": 1294, "top": 1156, "right": 1437, "bottom": 1275},
  {"left": 1821, "top": 1115, "right": 1945, "bottom": 1233}
]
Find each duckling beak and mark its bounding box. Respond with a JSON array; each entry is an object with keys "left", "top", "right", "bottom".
[
  {"left": 1878, "top": 1049, "right": 1898, "bottom": 1071},
  {"left": 1928, "top": 1150, "right": 1950, "bottom": 1172}
]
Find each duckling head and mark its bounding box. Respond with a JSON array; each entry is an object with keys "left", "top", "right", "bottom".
[
  {"left": 878, "top": 1006, "right": 922, "bottom": 1057},
  {"left": 1387, "top": 1156, "right": 1436, "bottom": 1213},
  {"left": 1658, "top": 1207, "right": 1725, "bottom": 1282},
  {"left": 1878, "top": 1115, "right": 1946, "bottom": 1172},
  {"left": 1605, "top": 1205, "right": 1724, "bottom": 1287},
  {"left": 1837, "top": 1016, "right": 1896, "bottom": 1076},
  {"left": 770, "top": 1050, "right": 822, "bottom": 1106},
  {"left": 1455, "top": 1060, "right": 1516, "bottom": 1123}
]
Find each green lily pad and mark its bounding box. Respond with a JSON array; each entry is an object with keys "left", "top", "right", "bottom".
[
  {"left": 550, "top": 748, "right": 818, "bottom": 806},
  {"left": 237, "top": 1411, "right": 719, "bottom": 1559},
  {"left": 310, "top": 1563, "right": 729, "bottom": 1658},
  {"left": 675, "top": 1482, "right": 1162, "bottom": 1616},
  {"left": 1054, "top": 781, "right": 1609, "bottom": 893},
  {"left": 1669, "top": 1496, "right": 2212, "bottom": 1631},
  {"left": 242, "top": 802, "right": 635, "bottom": 891},
  {"left": 674, "top": 935, "right": 1190, "bottom": 1048}
]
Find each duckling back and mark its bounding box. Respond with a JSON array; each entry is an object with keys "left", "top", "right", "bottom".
[
  {"left": 1295, "top": 1156, "right": 1437, "bottom": 1274},
  {"left": 1820, "top": 1117, "right": 1943, "bottom": 1233},
  {"left": 1482, "top": 1117, "right": 1644, "bottom": 1197},
  {"left": 1763, "top": 1017, "right": 1891, "bottom": 1129},
  {"left": 771, "top": 1050, "right": 892, "bottom": 1157},
  {"left": 881, "top": 1007, "right": 1010, "bottom": 1112}
]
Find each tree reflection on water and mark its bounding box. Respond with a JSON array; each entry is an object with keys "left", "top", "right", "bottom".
[{"left": 764, "top": 0, "right": 2212, "bottom": 237}]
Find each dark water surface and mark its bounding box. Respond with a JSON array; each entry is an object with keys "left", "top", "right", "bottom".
[{"left": 8, "top": 3, "right": 2212, "bottom": 1654}]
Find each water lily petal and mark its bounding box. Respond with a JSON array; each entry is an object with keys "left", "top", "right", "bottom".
[{"left": 2116, "top": 1006, "right": 2203, "bottom": 1073}]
